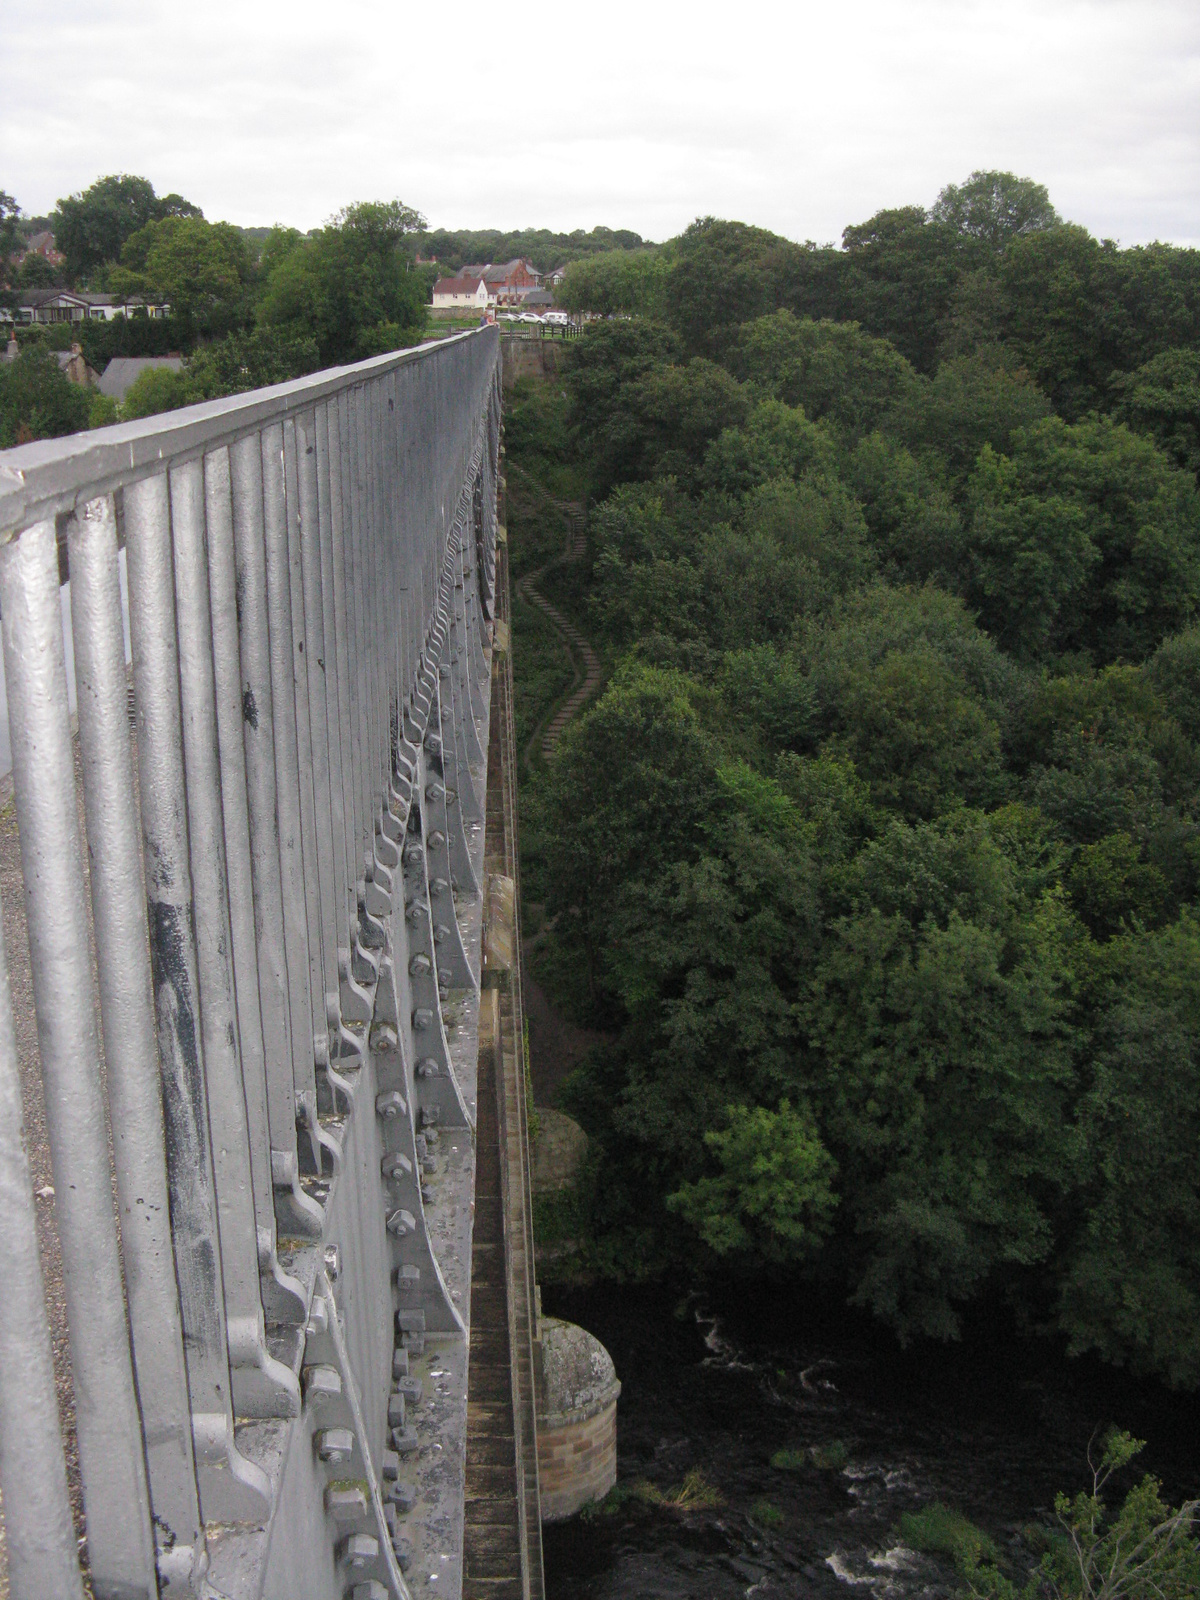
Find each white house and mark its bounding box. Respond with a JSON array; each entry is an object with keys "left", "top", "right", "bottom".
[
  {"left": 431, "top": 275, "right": 490, "bottom": 310},
  {"left": 15, "top": 289, "right": 172, "bottom": 325}
]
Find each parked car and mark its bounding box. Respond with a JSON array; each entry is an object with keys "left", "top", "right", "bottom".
[
  {"left": 517, "top": 311, "right": 543, "bottom": 324},
  {"left": 498, "top": 311, "right": 519, "bottom": 322},
  {"left": 542, "top": 311, "right": 570, "bottom": 327}
]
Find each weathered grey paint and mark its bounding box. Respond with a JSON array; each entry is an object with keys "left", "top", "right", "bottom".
[
  {"left": 0, "top": 517, "right": 158, "bottom": 1600},
  {"left": 0, "top": 331, "right": 515, "bottom": 1599},
  {"left": 0, "top": 880, "right": 83, "bottom": 1600}
]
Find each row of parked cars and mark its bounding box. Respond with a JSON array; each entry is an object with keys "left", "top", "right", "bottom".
[{"left": 497, "top": 310, "right": 572, "bottom": 327}]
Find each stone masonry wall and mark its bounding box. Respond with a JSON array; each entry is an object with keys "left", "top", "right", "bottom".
[{"left": 536, "top": 1399, "right": 618, "bottom": 1522}]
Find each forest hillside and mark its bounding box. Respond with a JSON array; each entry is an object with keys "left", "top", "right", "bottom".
[{"left": 511, "top": 171, "right": 1200, "bottom": 1391}]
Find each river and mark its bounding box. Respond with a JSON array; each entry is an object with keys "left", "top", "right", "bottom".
[{"left": 540, "top": 1280, "right": 1200, "bottom": 1600}]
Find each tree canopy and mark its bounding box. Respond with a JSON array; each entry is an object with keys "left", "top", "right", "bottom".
[
  {"left": 508, "top": 170, "right": 1200, "bottom": 1387},
  {"left": 53, "top": 174, "right": 201, "bottom": 281}
]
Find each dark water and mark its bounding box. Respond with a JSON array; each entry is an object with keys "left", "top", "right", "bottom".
[{"left": 541, "top": 1281, "right": 1200, "bottom": 1600}]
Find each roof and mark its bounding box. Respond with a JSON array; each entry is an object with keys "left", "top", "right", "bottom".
[
  {"left": 16, "top": 288, "right": 90, "bottom": 309},
  {"left": 16, "top": 289, "right": 130, "bottom": 309},
  {"left": 521, "top": 289, "right": 554, "bottom": 306},
  {"left": 55, "top": 350, "right": 98, "bottom": 381},
  {"left": 460, "top": 259, "right": 540, "bottom": 283},
  {"left": 433, "top": 276, "right": 486, "bottom": 295},
  {"left": 97, "top": 356, "right": 185, "bottom": 400}
]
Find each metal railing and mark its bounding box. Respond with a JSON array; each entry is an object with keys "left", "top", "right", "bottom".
[{"left": 0, "top": 327, "right": 501, "bottom": 1598}]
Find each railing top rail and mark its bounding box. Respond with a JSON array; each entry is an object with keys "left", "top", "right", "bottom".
[{"left": 0, "top": 326, "right": 497, "bottom": 539}]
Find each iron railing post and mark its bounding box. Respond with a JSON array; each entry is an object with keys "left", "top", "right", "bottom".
[
  {"left": 0, "top": 877, "right": 83, "bottom": 1600},
  {"left": 68, "top": 494, "right": 206, "bottom": 1592},
  {"left": 125, "top": 470, "right": 271, "bottom": 1525},
  {"left": 0, "top": 517, "right": 158, "bottom": 1600}
]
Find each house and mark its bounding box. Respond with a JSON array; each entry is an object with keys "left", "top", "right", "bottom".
[
  {"left": 432, "top": 275, "right": 490, "bottom": 311},
  {"left": 97, "top": 356, "right": 185, "bottom": 401},
  {"left": 458, "top": 259, "right": 542, "bottom": 305},
  {"left": 15, "top": 289, "right": 172, "bottom": 325},
  {"left": 1, "top": 337, "right": 98, "bottom": 385},
  {"left": 15, "top": 289, "right": 95, "bottom": 325},
  {"left": 56, "top": 344, "right": 100, "bottom": 388},
  {"left": 85, "top": 292, "right": 172, "bottom": 322},
  {"left": 21, "top": 230, "right": 66, "bottom": 268},
  {"left": 547, "top": 265, "right": 570, "bottom": 287}
]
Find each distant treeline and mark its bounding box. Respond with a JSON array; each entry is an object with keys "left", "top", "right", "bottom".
[
  {"left": 557, "top": 177, "right": 1200, "bottom": 426},
  {"left": 511, "top": 171, "right": 1200, "bottom": 1391},
  {"left": 422, "top": 225, "right": 648, "bottom": 275}
]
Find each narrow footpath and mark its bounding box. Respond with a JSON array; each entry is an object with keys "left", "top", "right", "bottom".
[{"left": 513, "top": 502, "right": 602, "bottom": 767}]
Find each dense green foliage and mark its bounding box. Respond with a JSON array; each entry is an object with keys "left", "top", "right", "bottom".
[
  {"left": 425, "top": 224, "right": 648, "bottom": 275},
  {"left": 53, "top": 174, "right": 201, "bottom": 282},
  {"left": 558, "top": 172, "right": 1200, "bottom": 399},
  {"left": 0, "top": 345, "right": 89, "bottom": 445},
  {"left": 513, "top": 171, "right": 1200, "bottom": 1387},
  {"left": 256, "top": 201, "right": 429, "bottom": 365},
  {"left": 0, "top": 179, "right": 436, "bottom": 440}
]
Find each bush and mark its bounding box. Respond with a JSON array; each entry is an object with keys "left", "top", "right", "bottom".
[
  {"left": 899, "top": 1503, "right": 998, "bottom": 1565},
  {"left": 121, "top": 365, "right": 197, "bottom": 419},
  {"left": 751, "top": 1499, "right": 785, "bottom": 1530}
]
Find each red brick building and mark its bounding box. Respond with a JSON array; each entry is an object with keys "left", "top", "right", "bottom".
[{"left": 458, "top": 258, "right": 542, "bottom": 305}]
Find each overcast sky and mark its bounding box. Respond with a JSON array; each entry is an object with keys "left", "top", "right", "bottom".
[{"left": 5, "top": 0, "right": 1199, "bottom": 247}]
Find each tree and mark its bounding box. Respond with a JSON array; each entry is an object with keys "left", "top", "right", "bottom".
[
  {"left": 1058, "top": 919, "right": 1200, "bottom": 1387},
  {"left": 0, "top": 346, "right": 90, "bottom": 445},
  {"left": 845, "top": 431, "right": 961, "bottom": 583},
  {"left": 828, "top": 644, "right": 1006, "bottom": 819},
  {"left": 704, "top": 397, "right": 835, "bottom": 495},
  {"left": 1112, "top": 348, "right": 1200, "bottom": 481},
  {"left": 53, "top": 174, "right": 201, "bottom": 281},
  {"left": 110, "top": 215, "right": 252, "bottom": 325},
  {"left": 257, "top": 200, "right": 428, "bottom": 366},
  {"left": 835, "top": 206, "right": 968, "bottom": 371},
  {"left": 184, "top": 327, "right": 320, "bottom": 397},
  {"left": 964, "top": 1432, "right": 1200, "bottom": 1599},
  {"left": 890, "top": 349, "right": 1050, "bottom": 483},
  {"left": 556, "top": 249, "right": 666, "bottom": 317},
  {"left": 121, "top": 366, "right": 198, "bottom": 419},
  {"left": 423, "top": 222, "right": 647, "bottom": 275},
  {"left": 931, "top": 170, "right": 1060, "bottom": 250},
  {"left": 627, "top": 358, "right": 749, "bottom": 486},
  {"left": 668, "top": 1101, "right": 837, "bottom": 1265},
  {"left": 806, "top": 812, "right": 1078, "bottom": 1342},
  {"left": 1148, "top": 623, "right": 1200, "bottom": 744},
  {"left": 0, "top": 192, "right": 21, "bottom": 290},
  {"left": 15, "top": 252, "right": 61, "bottom": 289},
  {"left": 663, "top": 217, "right": 817, "bottom": 358},
  {"left": 255, "top": 224, "right": 306, "bottom": 283},
  {"left": 958, "top": 442, "right": 1096, "bottom": 659},
  {"left": 960, "top": 418, "right": 1200, "bottom": 663},
  {"left": 735, "top": 311, "right": 919, "bottom": 437},
  {"left": 998, "top": 225, "right": 1123, "bottom": 416}
]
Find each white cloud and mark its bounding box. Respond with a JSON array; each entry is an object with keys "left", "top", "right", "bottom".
[{"left": 3, "top": 0, "right": 1198, "bottom": 245}]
